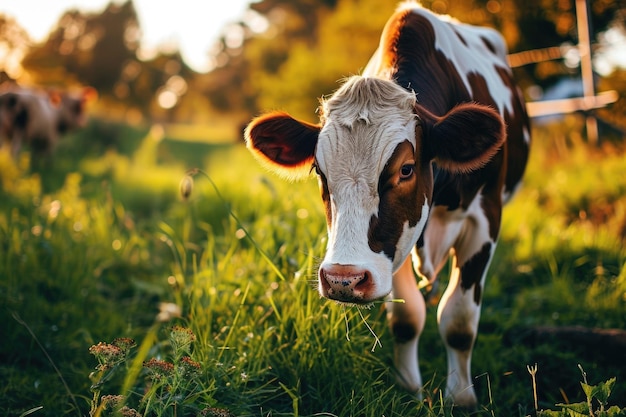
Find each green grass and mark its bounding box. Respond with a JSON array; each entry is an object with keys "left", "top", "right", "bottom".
[{"left": 0, "top": 115, "right": 624, "bottom": 416}]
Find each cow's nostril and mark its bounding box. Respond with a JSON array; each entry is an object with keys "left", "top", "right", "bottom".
[{"left": 355, "top": 271, "right": 370, "bottom": 288}]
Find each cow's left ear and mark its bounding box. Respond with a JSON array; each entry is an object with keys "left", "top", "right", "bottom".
[
  {"left": 245, "top": 111, "right": 321, "bottom": 180},
  {"left": 421, "top": 103, "right": 505, "bottom": 173},
  {"left": 81, "top": 86, "right": 98, "bottom": 104}
]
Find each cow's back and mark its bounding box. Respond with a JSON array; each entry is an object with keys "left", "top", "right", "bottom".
[{"left": 365, "top": 3, "right": 530, "bottom": 202}]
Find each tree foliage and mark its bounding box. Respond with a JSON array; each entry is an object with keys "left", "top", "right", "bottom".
[
  {"left": 3, "top": 0, "right": 625, "bottom": 126},
  {"left": 21, "top": 2, "right": 139, "bottom": 90},
  {"left": 0, "top": 14, "right": 31, "bottom": 83}
]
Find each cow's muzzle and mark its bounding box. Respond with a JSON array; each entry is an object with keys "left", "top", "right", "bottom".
[{"left": 319, "top": 264, "right": 375, "bottom": 303}]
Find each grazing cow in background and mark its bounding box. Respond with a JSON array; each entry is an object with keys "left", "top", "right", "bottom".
[
  {"left": 0, "top": 86, "right": 95, "bottom": 163},
  {"left": 245, "top": 1, "right": 530, "bottom": 408}
]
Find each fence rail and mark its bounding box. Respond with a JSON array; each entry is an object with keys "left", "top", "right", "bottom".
[
  {"left": 507, "top": 46, "right": 564, "bottom": 68},
  {"left": 508, "top": 0, "right": 620, "bottom": 142}
]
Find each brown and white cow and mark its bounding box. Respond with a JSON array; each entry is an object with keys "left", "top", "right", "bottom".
[
  {"left": 0, "top": 86, "right": 95, "bottom": 162},
  {"left": 245, "top": 2, "right": 530, "bottom": 407}
]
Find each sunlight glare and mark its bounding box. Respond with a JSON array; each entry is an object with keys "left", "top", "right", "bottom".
[
  {"left": 224, "top": 24, "right": 245, "bottom": 49},
  {"left": 165, "top": 75, "right": 187, "bottom": 96},
  {"left": 157, "top": 90, "right": 178, "bottom": 109},
  {"left": 594, "top": 25, "right": 626, "bottom": 76},
  {"left": 243, "top": 9, "right": 269, "bottom": 34},
  {"left": 49, "top": 200, "right": 61, "bottom": 219},
  {"left": 563, "top": 44, "right": 581, "bottom": 68}
]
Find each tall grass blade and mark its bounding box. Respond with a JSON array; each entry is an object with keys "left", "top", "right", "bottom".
[
  {"left": 187, "top": 168, "right": 287, "bottom": 281},
  {"left": 217, "top": 281, "right": 251, "bottom": 363},
  {"left": 12, "top": 312, "right": 81, "bottom": 416},
  {"left": 357, "top": 308, "right": 382, "bottom": 352},
  {"left": 121, "top": 324, "right": 160, "bottom": 396},
  {"left": 18, "top": 406, "right": 44, "bottom": 417}
]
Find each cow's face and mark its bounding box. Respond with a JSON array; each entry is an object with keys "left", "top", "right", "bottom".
[
  {"left": 49, "top": 87, "right": 97, "bottom": 133},
  {"left": 245, "top": 76, "right": 504, "bottom": 304},
  {"left": 313, "top": 77, "right": 430, "bottom": 303}
]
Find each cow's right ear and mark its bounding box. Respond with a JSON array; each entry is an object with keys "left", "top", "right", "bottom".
[
  {"left": 418, "top": 103, "right": 505, "bottom": 174},
  {"left": 245, "top": 111, "right": 321, "bottom": 180}
]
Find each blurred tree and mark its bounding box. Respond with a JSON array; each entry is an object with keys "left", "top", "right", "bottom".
[
  {"left": 82, "top": 1, "right": 140, "bottom": 92},
  {"left": 20, "top": 0, "right": 196, "bottom": 122},
  {"left": 8, "top": 0, "right": 626, "bottom": 127},
  {"left": 0, "top": 15, "right": 31, "bottom": 81},
  {"left": 249, "top": 0, "right": 396, "bottom": 121},
  {"left": 195, "top": 0, "right": 340, "bottom": 119},
  {"left": 203, "top": 0, "right": 623, "bottom": 122},
  {"left": 22, "top": 1, "right": 140, "bottom": 91}
]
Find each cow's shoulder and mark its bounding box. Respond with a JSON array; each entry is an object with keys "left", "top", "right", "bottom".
[
  {"left": 374, "top": 4, "right": 514, "bottom": 116},
  {"left": 396, "top": 4, "right": 508, "bottom": 63}
]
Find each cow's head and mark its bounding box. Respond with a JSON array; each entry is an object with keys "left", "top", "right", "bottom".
[
  {"left": 245, "top": 76, "right": 504, "bottom": 304},
  {"left": 49, "top": 87, "right": 97, "bottom": 133}
]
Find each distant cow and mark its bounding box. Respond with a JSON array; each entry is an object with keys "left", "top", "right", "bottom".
[
  {"left": 0, "top": 86, "right": 95, "bottom": 163},
  {"left": 245, "top": 2, "right": 530, "bottom": 408}
]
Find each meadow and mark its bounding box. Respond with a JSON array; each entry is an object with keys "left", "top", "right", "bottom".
[{"left": 0, "top": 115, "right": 625, "bottom": 417}]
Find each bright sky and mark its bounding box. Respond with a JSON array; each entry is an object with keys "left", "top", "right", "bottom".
[{"left": 0, "top": 0, "right": 257, "bottom": 73}]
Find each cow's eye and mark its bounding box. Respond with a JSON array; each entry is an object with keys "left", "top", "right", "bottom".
[{"left": 399, "top": 164, "right": 414, "bottom": 180}]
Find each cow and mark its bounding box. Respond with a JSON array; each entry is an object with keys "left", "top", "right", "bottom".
[
  {"left": 244, "top": 1, "right": 530, "bottom": 408},
  {"left": 0, "top": 86, "right": 95, "bottom": 164}
]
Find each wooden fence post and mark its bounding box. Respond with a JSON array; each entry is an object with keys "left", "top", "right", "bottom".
[{"left": 576, "top": 0, "right": 599, "bottom": 144}]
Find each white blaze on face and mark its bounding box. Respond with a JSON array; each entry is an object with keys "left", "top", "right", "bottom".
[
  {"left": 314, "top": 77, "right": 427, "bottom": 301},
  {"left": 321, "top": 188, "right": 394, "bottom": 299},
  {"left": 317, "top": 116, "right": 413, "bottom": 279}
]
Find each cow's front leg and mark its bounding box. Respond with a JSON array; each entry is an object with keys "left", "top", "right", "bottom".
[
  {"left": 437, "top": 214, "right": 497, "bottom": 408},
  {"left": 387, "top": 255, "right": 425, "bottom": 394},
  {"left": 10, "top": 134, "right": 23, "bottom": 158}
]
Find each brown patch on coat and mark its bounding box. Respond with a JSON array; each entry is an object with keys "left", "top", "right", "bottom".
[
  {"left": 368, "top": 140, "right": 430, "bottom": 260},
  {"left": 391, "top": 321, "right": 418, "bottom": 344},
  {"left": 459, "top": 242, "right": 492, "bottom": 304}
]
